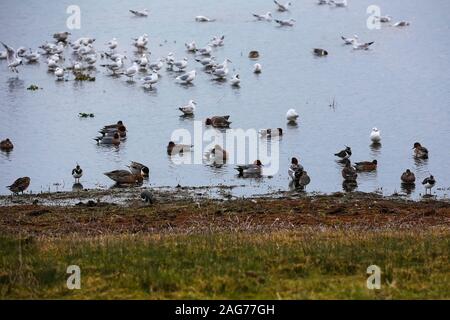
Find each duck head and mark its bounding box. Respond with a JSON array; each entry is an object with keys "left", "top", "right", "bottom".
[
  {"left": 205, "top": 118, "right": 212, "bottom": 125},
  {"left": 291, "top": 157, "right": 299, "bottom": 165},
  {"left": 413, "top": 142, "right": 421, "bottom": 149}
]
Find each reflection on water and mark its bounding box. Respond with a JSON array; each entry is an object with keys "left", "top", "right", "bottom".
[
  {"left": 72, "top": 183, "right": 84, "bottom": 192},
  {"left": 401, "top": 183, "right": 416, "bottom": 195},
  {"left": 369, "top": 143, "right": 382, "bottom": 158},
  {"left": 342, "top": 181, "right": 358, "bottom": 192}
]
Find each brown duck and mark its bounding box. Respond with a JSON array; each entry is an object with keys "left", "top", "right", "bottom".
[
  {"left": 104, "top": 170, "right": 143, "bottom": 185},
  {"left": 205, "top": 116, "right": 231, "bottom": 128},
  {"left": 0, "top": 138, "right": 14, "bottom": 151},
  {"left": 355, "top": 160, "right": 377, "bottom": 171},
  {"left": 167, "top": 141, "right": 193, "bottom": 155},
  {"left": 7, "top": 177, "right": 30, "bottom": 194},
  {"left": 401, "top": 169, "right": 416, "bottom": 184},
  {"left": 413, "top": 142, "right": 428, "bottom": 159}
]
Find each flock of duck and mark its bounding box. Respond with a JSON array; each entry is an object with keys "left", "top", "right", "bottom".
[{"left": 0, "top": 1, "right": 436, "bottom": 198}]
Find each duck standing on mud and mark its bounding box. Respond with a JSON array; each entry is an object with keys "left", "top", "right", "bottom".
[{"left": 7, "top": 177, "right": 30, "bottom": 194}]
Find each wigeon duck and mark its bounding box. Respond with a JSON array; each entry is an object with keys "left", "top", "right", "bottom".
[
  {"left": 205, "top": 116, "right": 231, "bottom": 128},
  {"left": 355, "top": 160, "right": 377, "bottom": 171},
  {"left": 274, "top": 1, "right": 292, "bottom": 12},
  {"left": 103, "top": 121, "right": 124, "bottom": 130},
  {"left": 95, "top": 132, "right": 121, "bottom": 145},
  {"left": 422, "top": 175, "right": 436, "bottom": 195},
  {"left": 401, "top": 169, "right": 416, "bottom": 185},
  {"left": 104, "top": 170, "right": 143, "bottom": 185},
  {"left": 260, "top": 128, "right": 283, "bottom": 138},
  {"left": 127, "top": 161, "right": 149, "bottom": 177},
  {"left": 167, "top": 141, "right": 193, "bottom": 155},
  {"left": 342, "top": 161, "right": 358, "bottom": 182},
  {"left": 0, "top": 138, "right": 14, "bottom": 151},
  {"left": 313, "top": 48, "right": 328, "bottom": 56},
  {"left": 248, "top": 51, "right": 259, "bottom": 59},
  {"left": 288, "top": 157, "right": 304, "bottom": 180},
  {"left": 7, "top": 177, "right": 30, "bottom": 194},
  {"left": 335, "top": 146, "right": 352, "bottom": 160},
  {"left": 71, "top": 164, "right": 83, "bottom": 183},
  {"left": 236, "top": 160, "right": 263, "bottom": 176},
  {"left": 179, "top": 100, "right": 196, "bottom": 115},
  {"left": 294, "top": 170, "right": 311, "bottom": 190},
  {"left": 413, "top": 142, "right": 428, "bottom": 159},
  {"left": 207, "top": 145, "right": 228, "bottom": 164},
  {"left": 99, "top": 125, "right": 127, "bottom": 138},
  {"left": 370, "top": 128, "right": 381, "bottom": 143}
]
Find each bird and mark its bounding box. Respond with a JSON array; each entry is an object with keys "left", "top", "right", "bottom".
[
  {"left": 176, "top": 70, "right": 196, "bottom": 84},
  {"left": 335, "top": 146, "right": 352, "bottom": 160},
  {"left": 329, "top": 0, "right": 347, "bottom": 7},
  {"left": 196, "top": 56, "right": 216, "bottom": 68},
  {"left": 353, "top": 41, "right": 374, "bottom": 50},
  {"left": 1, "top": 42, "right": 23, "bottom": 73},
  {"left": 393, "top": 21, "right": 410, "bottom": 27},
  {"left": 7, "top": 177, "right": 30, "bottom": 194},
  {"left": 313, "top": 48, "right": 328, "bottom": 56},
  {"left": 141, "top": 190, "right": 154, "bottom": 203},
  {"left": 103, "top": 121, "right": 124, "bottom": 130},
  {"left": 370, "top": 128, "right": 381, "bottom": 143},
  {"left": 274, "top": 19, "right": 296, "bottom": 27},
  {"left": 132, "top": 34, "right": 149, "bottom": 49},
  {"left": 141, "top": 72, "right": 159, "bottom": 89},
  {"left": 167, "top": 141, "right": 193, "bottom": 155},
  {"left": 0, "top": 138, "right": 14, "bottom": 151},
  {"left": 422, "top": 175, "right": 436, "bottom": 195},
  {"left": 253, "top": 63, "right": 262, "bottom": 73},
  {"left": 54, "top": 67, "right": 65, "bottom": 80},
  {"left": 401, "top": 169, "right": 416, "bottom": 185},
  {"left": 72, "top": 164, "right": 83, "bottom": 183},
  {"left": 197, "top": 45, "right": 212, "bottom": 56},
  {"left": 213, "top": 66, "right": 229, "bottom": 79},
  {"left": 179, "top": 100, "right": 196, "bottom": 115},
  {"left": 274, "top": 1, "right": 292, "bottom": 12},
  {"left": 236, "top": 160, "right": 263, "bottom": 177},
  {"left": 206, "top": 145, "right": 228, "bottom": 164},
  {"left": 185, "top": 41, "right": 197, "bottom": 52},
  {"left": 209, "top": 35, "right": 225, "bottom": 47},
  {"left": 230, "top": 74, "right": 240, "bottom": 87},
  {"left": 260, "top": 128, "right": 283, "bottom": 138},
  {"left": 342, "top": 161, "right": 358, "bottom": 182},
  {"left": 286, "top": 109, "right": 299, "bottom": 122},
  {"left": 124, "top": 62, "right": 139, "bottom": 80},
  {"left": 148, "top": 58, "right": 164, "bottom": 71},
  {"left": 100, "top": 58, "right": 124, "bottom": 74},
  {"left": 413, "top": 142, "right": 428, "bottom": 159},
  {"left": 212, "top": 58, "right": 231, "bottom": 71},
  {"left": 288, "top": 157, "right": 303, "bottom": 180},
  {"left": 135, "top": 54, "right": 149, "bottom": 68},
  {"left": 205, "top": 116, "right": 231, "bottom": 128},
  {"left": 355, "top": 160, "right": 378, "bottom": 171},
  {"left": 173, "top": 57, "right": 188, "bottom": 71},
  {"left": 127, "top": 161, "right": 149, "bottom": 177},
  {"left": 341, "top": 35, "right": 358, "bottom": 45},
  {"left": 53, "top": 31, "right": 71, "bottom": 42},
  {"left": 195, "top": 16, "right": 215, "bottom": 22},
  {"left": 294, "top": 170, "right": 311, "bottom": 190},
  {"left": 130, "top": 9, "right": 149, "bottom": 17},
  {"left": 95, "top": 132, "right": 121, "bottom": 145},
  {"left": 317, "top": 0, "right": 329, "bottom": 4},
  {"left": 375, "top": 15, "right": 392, "bottom": 23},
  {"left": 106, "top": 38, "right": 118, "bottom": 50},
  {"left": 23, "top": 49, "right": 40, "bottom": 63},
  {"left": 253, "top": 12, "right": 273, "bottom": 21},
  {"left": 104, "top": 170, "right": 143, "bottom": 184}
]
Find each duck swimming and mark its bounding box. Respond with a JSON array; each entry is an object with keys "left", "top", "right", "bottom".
[
  {"left": 167, "top": 141, "right": 193, "bottom": 155},
  {"left": 413, "top": 142, "right": 428, "bottom": 159},
  {"left": 95, "top": 132, "right": 121, "bottom": 145},
  {"left": 0, "top": 138, "right": 14, "bottom": 151},
  {"left": 355, "top": 160, "right": 377, "bottom": 171},
  {"left": 205, "top": 116, "right": 231, "bottom": 128},
  {"left": 236, "top": 160, "right": 263, "bottom": 177},
  {"left": 401, "top": 169, "right": 416, "bottom": 185}
]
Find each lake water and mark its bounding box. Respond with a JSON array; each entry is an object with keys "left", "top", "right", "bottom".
[{"left": 1, "top": 0, "right": 449, "bottom": 199}]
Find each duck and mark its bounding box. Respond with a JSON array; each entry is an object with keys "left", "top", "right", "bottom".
[
  {"left": 334, "top": 146, "right": 352, "bottom": 160},
  {"left": 294, "top": 170, "right": 311, "bottom": 190},
  {"left": 99, "top": 125, "right": 127, "bottom": 139},
  {"left": 7, "top": 177, "right": 30, "bottom": 194},
  {"left": 95, "top": 132, "right": 121, "bottom": 145},
  {"left": 104, "top": 170, "right": 143, "bottom": 185},
  {"left": 248, "top": 51, "right": 259, "bottom": 59},
  {"left": 127, "top": 161, "right": 149, "bottom": 177},
  {"left": 260, "top": 128, "right": 283, "bottom": 138},
  {"left": 167, "top": 141, "right": 193, "bottom": 155},
  {"left": 103, "top": 120, "right": 124, "bottom": 130},
  {"left": 313, "top": 48, "right": 328, "bottom": 56},
  {"left": 235, "top": 160, "right": 263, "bottom": 176},
  {"left": 342, "top": 161, "right": 358, "bottom": 182},
  {"left": 401, "top": 169, "right": 416, "bottom": 185},
  {"left": 286, "top": 109, "right": 299, "bottom": 122},
  {"left": 206, "top": 145, "right": 228, "bottom": 164},
  {"left": 288, "top": 157, "right": 304, "bottom": 180},
  {"left": 0, "top": 138, "right": 14, "bottom": 151},
  {"left": 179, "top": 100, "right": 196, "bottom": 115},
  {"left": 205, "top": 116, "right": 231, "bottom": 128},
  {"left": 370, "top": 127, "right": 381, "bottom": 143},
  {"left": 422, "top": 175, "right": 436, "bottom": 195},
  {"left": 413, "top": 142, "right": 428, "bottom": 159},
  {"left": 355, "top": 160, "right": 377, "bottom": 171},
  {"left": 72, "top": 164, "right": 83, "bottom": 183}
]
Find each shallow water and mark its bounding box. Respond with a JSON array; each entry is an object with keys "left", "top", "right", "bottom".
[{"left": 1, "top": 0, "right": 449, "bottom": 199}]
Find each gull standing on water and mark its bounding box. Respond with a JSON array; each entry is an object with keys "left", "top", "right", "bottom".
[
  {"left": 370, "top": 128, "right": 381, "bottom": 143},
  {"left": 274, "top": 19, "right": 296, "bottom": 27},
  {"left": 141, "top": 71, "right": 159, "bottom": 89},
  {"left": 130, "top": 9, "right": 149, "bottom": 17},
  {"left": 179, "top": 100, "right": 196, "bottom": 115},
  {"left": 176, "top": 70, "right": 196, "bottom": 84},
  {"left": 195, "top": 16, "right": 215, "bottom": 22},
  {"left": 1, "top": 42, "right": 23, "bottom": 73},
  {"left": 253, "top": 12, "right": 273, "bottom": 21},
  {"left": 274, "top": 1, "right": 292, "bottom": 12}
]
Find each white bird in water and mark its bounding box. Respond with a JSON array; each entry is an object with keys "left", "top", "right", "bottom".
[
  {"left": 253, "top": 12, "right": 273, "bottom": 21},
  {"left": 341, "top": 35, "right": 358, "bottom": 45},
  {"left": 197, "top": 45, "right": 212, "bottom": 56},
  {"left": 133, "top": 34, "right": 149, "bottom": 49},
  {"left": 106, "top": 38, "right": 118, "bottom": 50},
  {"left": 213, "top": 66, "right": 228, "bottom": 79},
  {"left": 195, "top": 56, "right": 215, "bottom": 68},
  {"left": 274, "top": 1, "right": 292, "bottom": 12},
  {"left": 174, "top": 57, "right": 188, "bottom": 71},
  {"left": 141, "top": 71, "right": 159, "bottom": 89},
  {"left": 176, "top": 70, "right": 196, "bottom": 84},
  {"left": 100, "top": 58, "right": 123, "bottom": 74},
  {"left": 179, "top": 100, "right": 196, "bottom": 115},
  {"left": 212, "top": 58, "right": 231, "bottom": 71},
  {"left": 392, "top": 21, "right": 410, "bottom": 27},
  {"left": 209, "top": 35, "right": 225, "bottom": 47},
  {"left": 329, "top": 0, "right": 347, "bottom": 7},
  {"left": 54, "top": 67, "right": 65, "bottom": 80},
  {"left": 370, "top": 128, "right": 381, "bottom": 143},
  {"left": 195, "top": 16, "right": 215, "bottom": 22},
  {"left": 1, "top": 42, "right": 23, "bottom": 73},
  {"left": 274, "top": 18, "right": 296, "bottom": 27},
  {"left": 136, "top": 53, "right": 149, "bottom": 68},
  {"left": 253, "top": 63, "right": 262, "bottom": 73},
  {"left": 23, "top": 49, "right": 40, "bottom": 63},
  {"left": 185, "top": 41, "right": 197, "bottom": 52},
  {"left": 230, "top": 74, "right": 240, "bottom": 87},
  {"left": 166, "top": 52, "right": 175, "bottom": 70},
  {"left": 353, "top": 41, "right": 374, "bottom": 50},
  {"left": 286, "top": 109, "right": 299, "bottom": 122},
  {"left": 53, "top": 31, "right": 71, "bottom": 42},
  {"left": 124, "top": 62, "right": 139, "bottom": 80},
  {"left": 149, "top": 58, "right": 164, "bottom": 71},
  {"left": 130, "top": 9, "right": 149, "bottom": 17}
]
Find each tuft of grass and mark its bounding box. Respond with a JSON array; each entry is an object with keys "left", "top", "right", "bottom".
[{"left": 0, "top": 230, "right": 449, "bottom": 299}]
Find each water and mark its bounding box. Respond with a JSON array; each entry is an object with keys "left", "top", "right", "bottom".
[{"left": 1, "top": 0, "right": 449, "bottom": 198}]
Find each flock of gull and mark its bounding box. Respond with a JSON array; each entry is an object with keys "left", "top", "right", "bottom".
[{"left": 1, "top": 1, "right": 436, "bottom": 198}]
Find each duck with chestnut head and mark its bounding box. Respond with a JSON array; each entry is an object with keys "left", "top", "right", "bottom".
[
  {"left": 167, "top": 141, "right": 193, "bottom": 155},
  {"left": 0, "top": 138, "right": 14, "bottom": 151},
  {"left": 205, "top": 116, "right": 231, "bottom": 128},
  {"left": 235, "top": 160, "right": 263, "bottom": 177}
]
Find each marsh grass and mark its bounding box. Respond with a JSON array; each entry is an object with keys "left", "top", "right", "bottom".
[{"left": 0, "top": 231, "right": 449, "bottom": 299}]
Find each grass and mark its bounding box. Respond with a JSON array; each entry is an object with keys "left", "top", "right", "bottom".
[{"left": 1, "top": 230, "right": 449, "bottom": 299}]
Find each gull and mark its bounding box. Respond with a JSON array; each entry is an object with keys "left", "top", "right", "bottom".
[
  {"left": 370, "top": 128, "right": 381, "bottom": 143},
  {"left": 179, "top": 100, "right": 196, "bottom": 115},
  {"left": 185, "top": 41, "right": 197, "bottom": 52},
  {"left": 353, "top": 40, "right": 374, "bottom": 50},
  {"left": 141, "top": 71, "right": 159, "bottom": 89},
  {"left": 274, "top": 1, "right": 292, "bottom": 12},
  {"left": 230, "top": 74, "right": 240, "bottom": 87},
  {"left": 329, "top": 0, "right": 347, "bottom": 7},
  {"left": 136, "top": 53, "right": 149, "bottom": 68},
  {"left": 84, "top": 54, "right": 97, "bottom": 67},
  {"left": 253, "top": 63, "right": 262, "bottom": 73},
  {"left": 274, "top": 18, "right": 296, "bottom": 26},
  {"left": 212, "top": 58, "right": 231, "bottom": 71},
  {"left": 393, "top": 21, "right": 410, "bottom": 27},
  {"left": 47, "top": 56, "right": 58, "bottom": 70},
  {"left": 286, "top": 108, "right": 299, "bottom": 122},
  {"left": 23, "top": 49, "right": 40, "bottom": 63},
  {"left": 54, "top": 67, "right": 65, "bottom": 80},
  {"left": 106, "top": 38, "right": 118, "bottom": 50},
  {"left": 196, "top": 56, "right": 215, "bottom": 68},
  {"left": 133, "top": 34, "right": 148, "bottom": 49},
  {"left": 176, "top": 70, "right": 196, "bottom": 84},
  {"left": 317, "top": 0, "right": 329, "bottom": 4},
  {"left": 166, "top": 52, "right": 175, "bottom": 70},
  {"left": 53, "top": 31, "right": 71, "bottom": 42},
  {"left": 130, "top": 9, "right": 149, "bottom": 17},
  {"left": 213, "top": 66, "right": 228, "bottom": 79},
  {"left": 375, "top": 15, "right": 392, "bottom": 23},
  {"left": 100, "top": 57, "right": 123, "bottom": 74},
  {"left": 124, "top": 62, "right": 139, "bottom": 80},
  {"left": 195, "top": 16, "right": 215, "bottom": 22},
  {"left": 16, "top": 47, "right": 27, "bottom": 57},
  {"left": 105, "top": 52, "right": 127, "bottom": 62},
  {"left": 149, "top": 58, "right": 164, "bottom": 71},
  {"left": 77, "top": 44, "right": 96, "bottom": 56},
  {"left": 174, "top": 57, "right": 188, "bottom": 71},
  {"left": 197, "top": 45, "right": 212, "bottom": 56},
  {"left": 253, "top": 12, "right": 273, "bottom": 21},
  {"left": 209, "top": 35, "right": 225, "bottom": 47},
  {"left": 1, "top": 42, "right": 23, "bottom": 73},
  {"left": 341, "top": 35, "right": 358, "bottom": 45},
  {"left": 73, "top": 37, "right": 96, "bottom": 47}
]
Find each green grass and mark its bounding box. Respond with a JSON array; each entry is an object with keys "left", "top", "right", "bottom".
[{"left": 0, "top": 231, "right": 449, "bottom": 299}]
